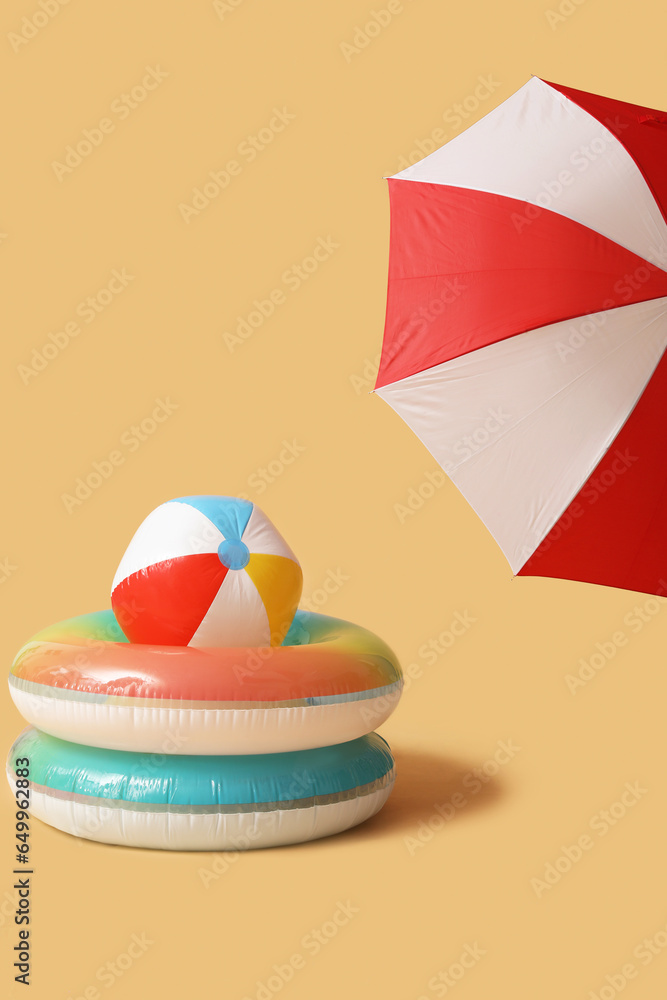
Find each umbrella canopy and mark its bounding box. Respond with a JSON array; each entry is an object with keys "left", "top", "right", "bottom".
[{"left": 375, "top": 77, "right": 667, "bottom": 597}]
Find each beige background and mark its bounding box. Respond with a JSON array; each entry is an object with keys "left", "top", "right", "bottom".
[{"left": 2, "top": 1, "right": 667, "bottom": 997}]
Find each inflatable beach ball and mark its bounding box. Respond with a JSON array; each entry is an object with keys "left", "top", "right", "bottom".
[{"left": 111, "top": 496, "right": 302, "bottom": 647}]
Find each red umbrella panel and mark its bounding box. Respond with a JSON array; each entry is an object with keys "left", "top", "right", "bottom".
[{"left": 375, "top": 77, "right": 667, "bottom": 596}]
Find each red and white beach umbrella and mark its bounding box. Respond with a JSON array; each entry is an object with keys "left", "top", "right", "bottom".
[{"left": 375, "top": 77, "right": 667, "bottom": 596}]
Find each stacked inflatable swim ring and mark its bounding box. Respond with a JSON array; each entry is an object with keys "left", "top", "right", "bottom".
[{"left": 6, "top": 496, "right": 402, "bottom": 850}]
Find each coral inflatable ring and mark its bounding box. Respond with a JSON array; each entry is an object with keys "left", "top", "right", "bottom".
[
  {"left": 8, "top": 609, "right": 402, "bottom": 755},
  {"left": 7, "top": 728, "right": 396, "bottom": 851}
]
